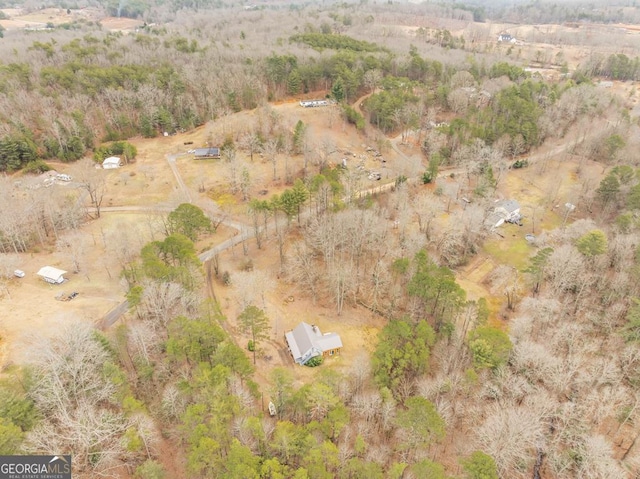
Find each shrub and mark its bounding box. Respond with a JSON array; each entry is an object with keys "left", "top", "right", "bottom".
[
  {"left": 94, "top": 141, "right": 137, "bottom": 163},
  {"left": 22, "top": 160, "right": 51, "bottom": 174},
  {"left": 305, "top": 356, "right": 323, "bottom": 367},
  {"left": 342, "top": 104, "right": 365, "bottom": 130},
  {"left": 512, "top": 159, "right": 529, "bottom": 169},
  {"left": 247, "top": 340, "right": 255, "bottom": 352}
]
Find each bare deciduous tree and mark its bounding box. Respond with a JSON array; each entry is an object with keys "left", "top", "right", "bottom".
[
  {"left": 233, "top": 270, "right": 270, "bottom": 310},
  {"left": 56, "top": 229, "right": 89, "bottom": 274},
  {"left": 476, "top": 405, "right": 545, "bottom": 477},
  {"left": 25, "top": 322, "right": 135, "bottom": 477},
  {"left": 0, "top": 253, "right": 20, "bottom": 298},
  {"left": 138, "top": 280, "right": 198, "bottom": 332},
  {"left": 413, "top": 193, "right": 442, "bottom": 240},
  {"left": 70, "top": 158, "right": 107, "bottom": 219},
  {"left": 490, "top": 264, "right": 522, "bottom": 311},
  {"left": 286, "top": 241, "right": 321, "bottom": 302}
]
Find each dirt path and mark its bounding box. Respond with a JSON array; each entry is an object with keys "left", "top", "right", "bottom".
[{"left": 166, "top": 153, "right": 192, "bottom": 203}]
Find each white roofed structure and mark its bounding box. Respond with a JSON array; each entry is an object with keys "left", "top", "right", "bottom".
[
  {"left": 37, "top": 266, "right": 67, "bottom": 284},
  {"left": 102, "top": 156, "right": 122, "bottom": 169}
]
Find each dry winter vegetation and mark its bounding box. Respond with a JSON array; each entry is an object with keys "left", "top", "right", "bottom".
[{"left": 4, "top": 0, "right": 640, "bottom": 478}]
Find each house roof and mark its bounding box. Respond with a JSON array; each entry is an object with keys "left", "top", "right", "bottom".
[
  {"left": 103, "top": 156, "right": 121, "bottom": 164},
  {"left": 285, "top": 322, "right": 342, "bottom": 363},
  {"left": 194, "top": 147, "right": 220, "bottom": 157},
  {"left": 36, "top": 266, "right": 67, "bottom": 280},
  {"left": 495, "top": 199, "right": 520, "bottom": 214},
  {"left": 316, "top": 333, "right": 343, "bottom": 351}
]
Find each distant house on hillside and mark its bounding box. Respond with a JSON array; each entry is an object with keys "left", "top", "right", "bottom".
[
  {"left": 486, "top": 199, "right": 522, "bottom": 229},
  {"left": 498, "top": 33, "right": 516, "bottom": 43},
  {"left": 285, "top": 322, "right": 342, "bottom": 365},
  {"left": 37, "top": 266, "right": 67, "bottom": 284},
  {"left": 193, "top": 147, "right": 221, "bottom": 159},
  {"left": 102, "top": 156, "right": 122, "bottom": 169},
  {"left": 299, "top": 100, "right": 329, "bottom": 108}
]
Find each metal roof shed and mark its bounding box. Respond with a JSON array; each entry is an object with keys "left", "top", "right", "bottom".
[
  {"left": 102, "top": 156, "right": 122, "bottom": 169},
  {"left": 37, "top": 266, "right": 67, "bottom": 284}
]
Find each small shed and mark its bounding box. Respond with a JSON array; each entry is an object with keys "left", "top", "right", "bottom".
[
  {"left": 37, "top": 266, "right": 67, "bottom": 284},
  {"left": 193, "top": 147, "right": 221, "bottom": 159},
  {"left": 102, "top": 156, "right": 122, "bottom": 169},
  {"left": 285, "top": 322, "right": 342, "bottom": 365}
]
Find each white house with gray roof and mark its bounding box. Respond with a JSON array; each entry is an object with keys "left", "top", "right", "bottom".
[
  {"left": 486, "top": 199, "right": 522, "bottom": 229},
  {"left": 285, "top": 322, "right": 343, "bottom": 365}
]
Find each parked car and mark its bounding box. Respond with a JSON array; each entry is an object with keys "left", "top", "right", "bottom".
[{"left": 14, "top": 270, "right": 25, "bottom": 278}]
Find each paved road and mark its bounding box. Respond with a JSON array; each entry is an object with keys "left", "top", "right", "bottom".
[{"left": 100, "top": 300, "right": 130, "bottom": 330}]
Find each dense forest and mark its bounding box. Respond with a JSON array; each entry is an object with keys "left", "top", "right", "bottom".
[{"left": 3, "top": 0, "right": 640, "bottom": 478}]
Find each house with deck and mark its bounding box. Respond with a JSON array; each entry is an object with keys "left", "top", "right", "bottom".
[
  {"left": 285, "top": 322, "right": 342, "bottom": 365},
  {"left": 486, "top": 199, "right": 522, "bottom": 229},
  {"left": 193, "top": 147, "right": 221, "bottom": 159}
]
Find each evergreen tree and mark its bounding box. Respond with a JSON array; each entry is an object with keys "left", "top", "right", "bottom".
[
  {"left": 468, "top": 327, "right": 512, "bottom": 370},
  {"left": 576, "top": 230, "right": 608, "bottom": 257},
  {"left": 373, "top": 317, "right": 435, "bottom": 394},
  {"left": 238, "top": 305, "right": 270, "bottom": 364},
  {"left": 293, "top": 120, "right": 306, "bottom": 154},
  {"left": 167, "top": 203, "right": 212, "bottom": 241},
  {"left": 331, "top": 77, "right": 345, "bottom": 102},
  {"left": 461, "top": 451, "right": 499, "bottom": 479},
  {"left": 288, "top": 69, "right": 302, "bottom": 95}
]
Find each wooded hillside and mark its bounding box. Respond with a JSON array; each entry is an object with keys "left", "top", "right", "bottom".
[{"left": 2, "top": 1, "right": 640, "bottom": 478}]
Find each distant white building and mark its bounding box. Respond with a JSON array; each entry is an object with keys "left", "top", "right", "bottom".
[
  {"left": 299, "top": 100, "right": 329, "bottom": 108},
  {"left": 285, "top": 322, "right": 342, "bottom": 365},
  {"left": 498, "top": 33, "right": 517, "bottom": 43},
  {"left": 102, "top": 156, "right": 122, "bottom": 169},
  {"left": 37, "top": 266, "right": 67, "bottom": 284}
]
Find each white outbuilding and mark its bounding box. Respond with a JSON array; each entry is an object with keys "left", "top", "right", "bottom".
[
  {"left": 37, "top": 266, "right": 67, "bottom": 284},
  {"left": 102, "top": 156, "right": 122, "bottom": 169}
]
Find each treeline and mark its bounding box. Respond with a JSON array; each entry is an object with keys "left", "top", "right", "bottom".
[
  {"left": 578, "top": 53, "right": 640, "bottom": 81},
  {"left": 0, "top": 177, "right": 84, "bottom": 253},
  {"left": 290, "top": 32, "right": 386, "bottom": 53},
  {"left": 0, "top": 27, "right": 395, "bottom": 170},
  {"left": 476, "top": 0, "right": 640, "bottom": 25},
  {"left": 0, "top": 7, "right": 591, "bottom": 173},
  {"left": 0, "top": 4, "right": 613, "bottom": 179}
]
